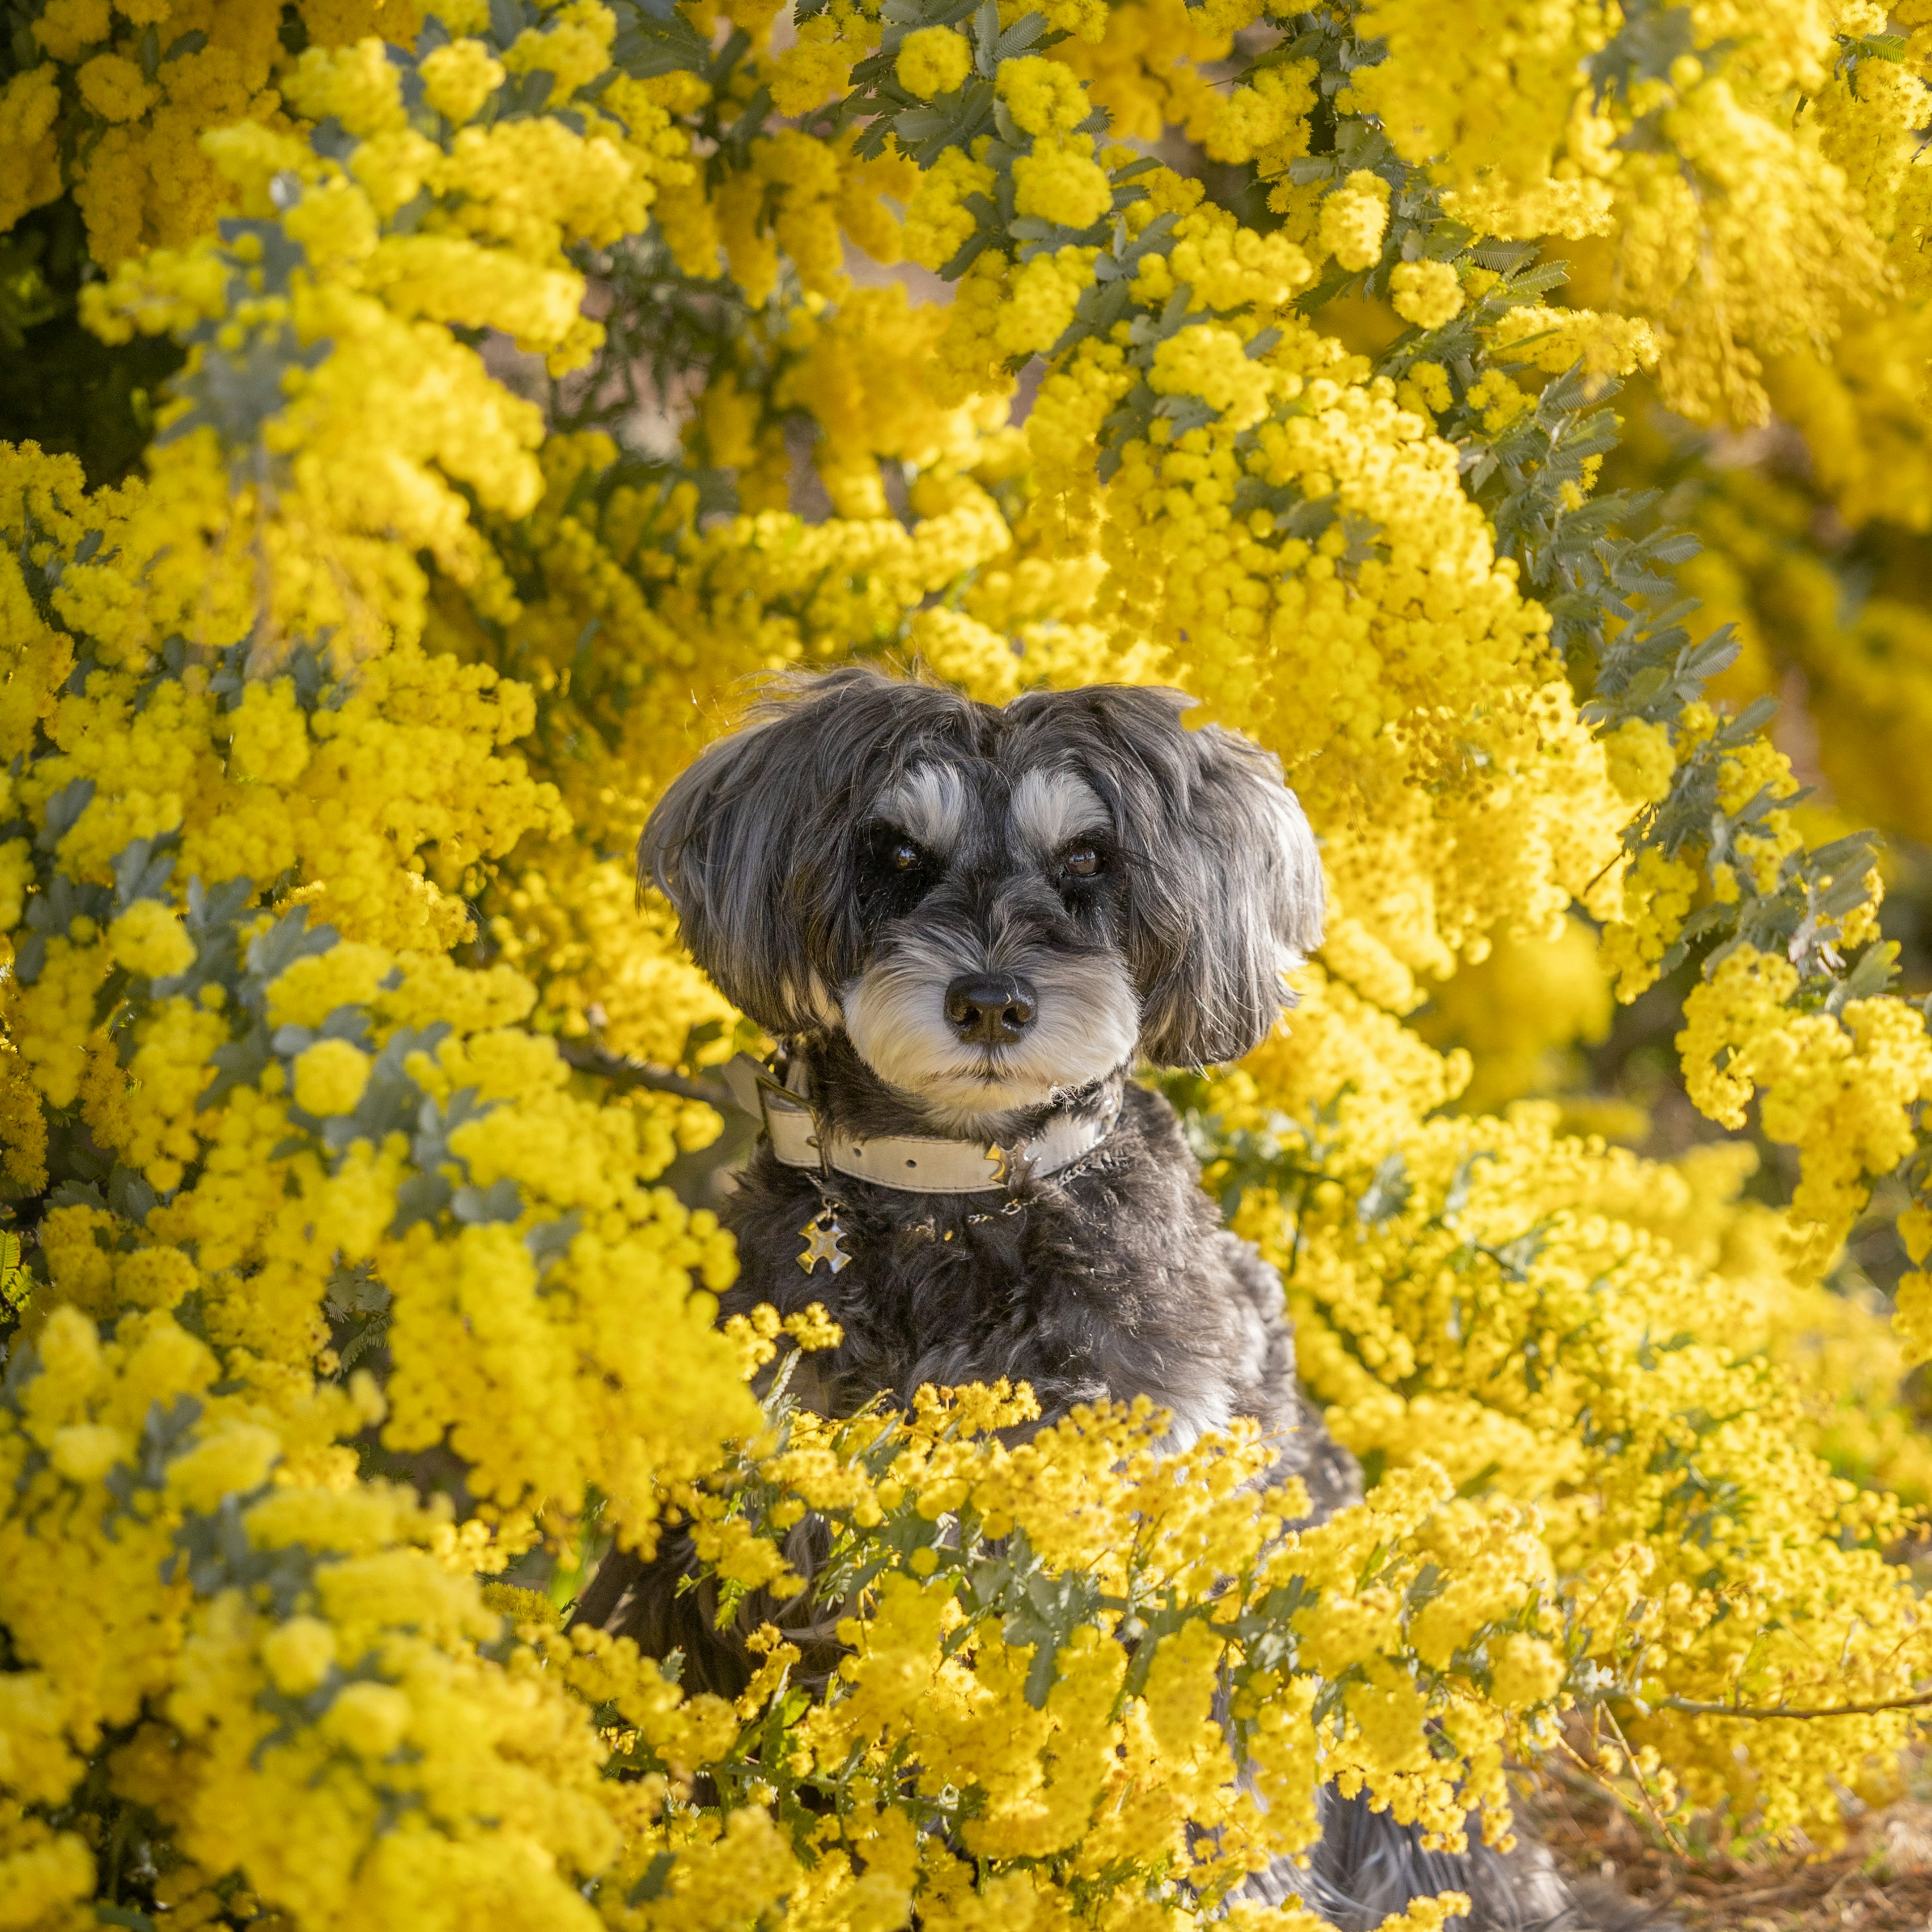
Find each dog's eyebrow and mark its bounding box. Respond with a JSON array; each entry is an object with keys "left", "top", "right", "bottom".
[
  {"left": 1009, "top": 768, "right": 1109, "bottom": 853},
  {"left": 872, "top": 763, "right": 971, "bottom": 853}
]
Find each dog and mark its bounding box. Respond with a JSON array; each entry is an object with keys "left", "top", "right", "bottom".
[{"left": 575, "top": 666, "right": 1660, "bottom": 1931}]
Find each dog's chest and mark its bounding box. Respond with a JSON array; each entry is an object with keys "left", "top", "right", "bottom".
[
  {"left": 727, "top": 1175, "right": 1119, "bottom": 1399},
  {"left": 717, "top": 1105, "right": 1263, "bottom": 1434}
]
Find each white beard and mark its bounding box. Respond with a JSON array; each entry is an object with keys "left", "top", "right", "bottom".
[{"left": 841, "top": 935, "right": 1140, "bottom": 1134}]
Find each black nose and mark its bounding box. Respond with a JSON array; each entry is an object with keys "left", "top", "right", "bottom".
[{"left": 944, "top": 973, "right": 1037, "bottom": 1045}]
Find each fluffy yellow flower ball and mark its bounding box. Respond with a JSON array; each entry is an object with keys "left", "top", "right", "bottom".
[
  {"left": 996, "top": 55, "right": 1090, "bottom": 136},
  {"left": 262, "top": 1616, "right": 339, "bottom": 1698},
  {"left": 30, "top": 0, "right": 109, "bottom": 62},
  {"left": 74, "top": 52, "right": 153, "bottom": 125},
  {"left": 1149, "top": 323, "right": 1275, "bottom": 431},
  {"left": 49, "top": 1423, "right": 129, "bottom": 1485},
  {"left": 109, "top": 900, "right": 196, "bottom": 980},
  {"left": 1897, "top": 1268, "right": 1932, "bottom": 1360},
  {"left": 896, "top": 25, "right": 972, "bottom": 100},
  {"left": 1319, "top": 169, "right": 1391, "bottom": 272},
  {"left": 1604, "top": 715, "right": 1677, "bottom": 804},
  {"left": 115, "top": 1246, "right": 196, "bottom": 1312},
  {"left": 0, "top": 1832, "right": 92, "bottom": 1926},
  {"left": 322, "top": 1681, "right": 412, "bottom": 1758},
  {"left": 292, "top": 1037, "right": 372, "bottom": 1118},
  {"left": 419, "top": 38, "right": 507, "bottom": 125},
  {"left": 1389, "top": 259, "right": 1464, "bottom": 331},
  {"left": 1012, "top": 143, "right": 1112, "bottom": 230},
  {"left": 1488, "top": 1633, "right": 1565, "bottom": 1709},
  {"left": 164, "top": 1425, "right": 282, "bottom": 1512}
]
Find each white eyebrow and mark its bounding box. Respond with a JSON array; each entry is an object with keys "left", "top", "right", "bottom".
[
  {"left": 1010, "top": 768, "right": 1108, "bottom": 852},
  {"left": 873, "top": 763, "right": 970, "bottom": 853}
]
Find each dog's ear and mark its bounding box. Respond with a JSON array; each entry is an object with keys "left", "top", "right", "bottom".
[
  {"left": 640, "top": 666, "right": 979, "bottom": 1036},
  {"left": 1069, "top": 688, "right": 1323, "bottom": 1067},
  {"left": 639, "top": 678, "right": 851, "bottom": 1036}
]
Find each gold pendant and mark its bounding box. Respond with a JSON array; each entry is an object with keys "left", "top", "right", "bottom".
[{"left": 797, "top": 1209, "right": 851, "bottom": 1274}]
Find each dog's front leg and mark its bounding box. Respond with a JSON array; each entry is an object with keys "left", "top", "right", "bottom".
[
  {"left": 569, "top": 1525, "right": 758, "bottom": 1699},
  {"left": 571, "top": 1500, "right": 843, "bottom": 1702}
]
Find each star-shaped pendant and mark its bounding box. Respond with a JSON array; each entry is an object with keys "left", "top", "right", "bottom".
[
  {"left": 985, "top": 1139, "right": 1037, "bottom": 1191},
  {"left": 797, "top": 1211, "right": 851, "bottom": 1274}
]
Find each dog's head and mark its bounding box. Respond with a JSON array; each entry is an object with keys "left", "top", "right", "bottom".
[{"left": 640, "top": 667, "right": 1322, "bottom": 1123}]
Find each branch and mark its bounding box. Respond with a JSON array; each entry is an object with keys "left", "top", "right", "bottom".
[
  {"left": 1620, "top": 1689, "right": 1932, "bottom": 1723},
  {"left": 1598, "top": 1702, "right": 1687, "bottom": 1856},
  {"left": 558, "top": 1039, "right": 735, "bottom": 1109}
]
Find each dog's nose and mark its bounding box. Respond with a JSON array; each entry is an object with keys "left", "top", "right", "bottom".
[{"left": 944, "top": 973, "right": 1037, "bottom": 1045}]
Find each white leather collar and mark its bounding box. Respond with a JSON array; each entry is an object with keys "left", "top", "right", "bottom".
[{"left": 720, "top": 1053, "right": 1116, "bottom": 1196}]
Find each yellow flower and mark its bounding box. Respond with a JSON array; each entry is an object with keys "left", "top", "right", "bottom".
[
  {"left": 1149, "top": 321, "right": 1276, "bottom": 431},
  {"left": 996, "top": 55, "right": 1092, "bottom": 136},
  {"left": 1011, "top": 141, "right": 1113, "bottom": 230},
  {"left": 260, "top": 1617, "right": 338, "bottom": 1697},
  {"left": 49, "top": 1423, "right": 128, "bottom": 1485},
  {"left": 1389, "top": 258, "right": 1464, "bottom": 331},
  {"left": 74, "top": 53, "right": 155, "bottom": 125},
  {"left": 165, "top": 1425, "right": 281, "bottom": 1512},
  {"left": 108, "top": 900, "right": 195, "bottom": 981},
  {"left": 291, "top": 1039, "right": 372, "bottom": 1119},
  {"left": 1603, "top": 716, "right": 1676, "bottom": 804},
  {"left": 1488, "top": 1633, "right": 1565, "bottom": 1709},
  {"left": 419, "top": 39, "right": 507, "bottom": 126},
  {"left": 319, "top": 1680, "right": 412, "bottom": 1758},
  {"left": 30, "top": 0, "right": 110, "bottom": 63},
  {"left": 896, "top": 25, "right": 972, "bottom": 100},
  {"left": 1319, "top": 169, "right": 1390, "bottom": 271}
]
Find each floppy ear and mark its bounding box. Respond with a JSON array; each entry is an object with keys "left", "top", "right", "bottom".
[
  {"left": 640, "top": 665, "right": 983, "bottom": 1036},
  {"left": 1071, "top": 689, "right": 1324, "bottom": 1068},
  {"left": 639, "top": 681, "right": 850, "bottom": 1037}
]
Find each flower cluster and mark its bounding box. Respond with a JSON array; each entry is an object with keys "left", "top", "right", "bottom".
[
  {"left": 6, "top": 0, "right": 1932, "bottom": 1923},
  {"left": 605, "top": 1376, "right": 1566, "bottom": 1925},
  {"left": 1208, "top": 1097, "right": 1931, "bottom": 1842}
]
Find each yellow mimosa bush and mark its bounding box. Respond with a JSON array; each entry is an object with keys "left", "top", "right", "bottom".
[
  {"left": 6, "top": 0, "right": 1932, "bottom": 1923},
  {"left": 1209, "top": 1099, "right": 1927, "bottom": 1837}
]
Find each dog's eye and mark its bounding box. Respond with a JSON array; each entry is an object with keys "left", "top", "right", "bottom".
[
  {"left": 890, "top": 840, "right": 922, "bottom": 870},
  {"left": 1061, "top": 843, "right": 1101, "bottom": 878}
]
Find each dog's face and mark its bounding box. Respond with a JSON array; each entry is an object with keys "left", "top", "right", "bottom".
[
  {"left": 641, "top": 669, "right": 1323, "bottom": 1124},
  {"left": 838, "top": 757, "right": 1143, "bottom": 1116}
]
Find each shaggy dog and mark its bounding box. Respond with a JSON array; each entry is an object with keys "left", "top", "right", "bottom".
[{"left": 577, "top": 667, "right": 1656, "bottom": 1931}]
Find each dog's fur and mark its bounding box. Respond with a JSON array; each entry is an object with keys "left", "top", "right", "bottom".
[{"left": 576, "top": 667, "right": 1660, "bottom": 1931}]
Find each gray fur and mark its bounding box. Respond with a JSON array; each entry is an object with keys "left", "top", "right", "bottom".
[
  {"left": 637, "top": 666, "right": 1324, "bottom": 1074},
  {"left": 586, "top": 667, "right": 1670, "bottom": 1932}
]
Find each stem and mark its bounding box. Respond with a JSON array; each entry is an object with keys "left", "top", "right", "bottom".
[
  {"left": 558, "top": 1039, "right": 735, "bottom": 1108},
  {"left": 1628, "top": 1688, "right": 1932, "bottom": 1722},
  {"left": 1600, "top": 1704, "right": 1689, "bottom": 1857}
]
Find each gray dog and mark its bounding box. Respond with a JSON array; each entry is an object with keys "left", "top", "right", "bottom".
[{"left": 576, "top": 666, "right": 1657, "bottom": 1931}]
